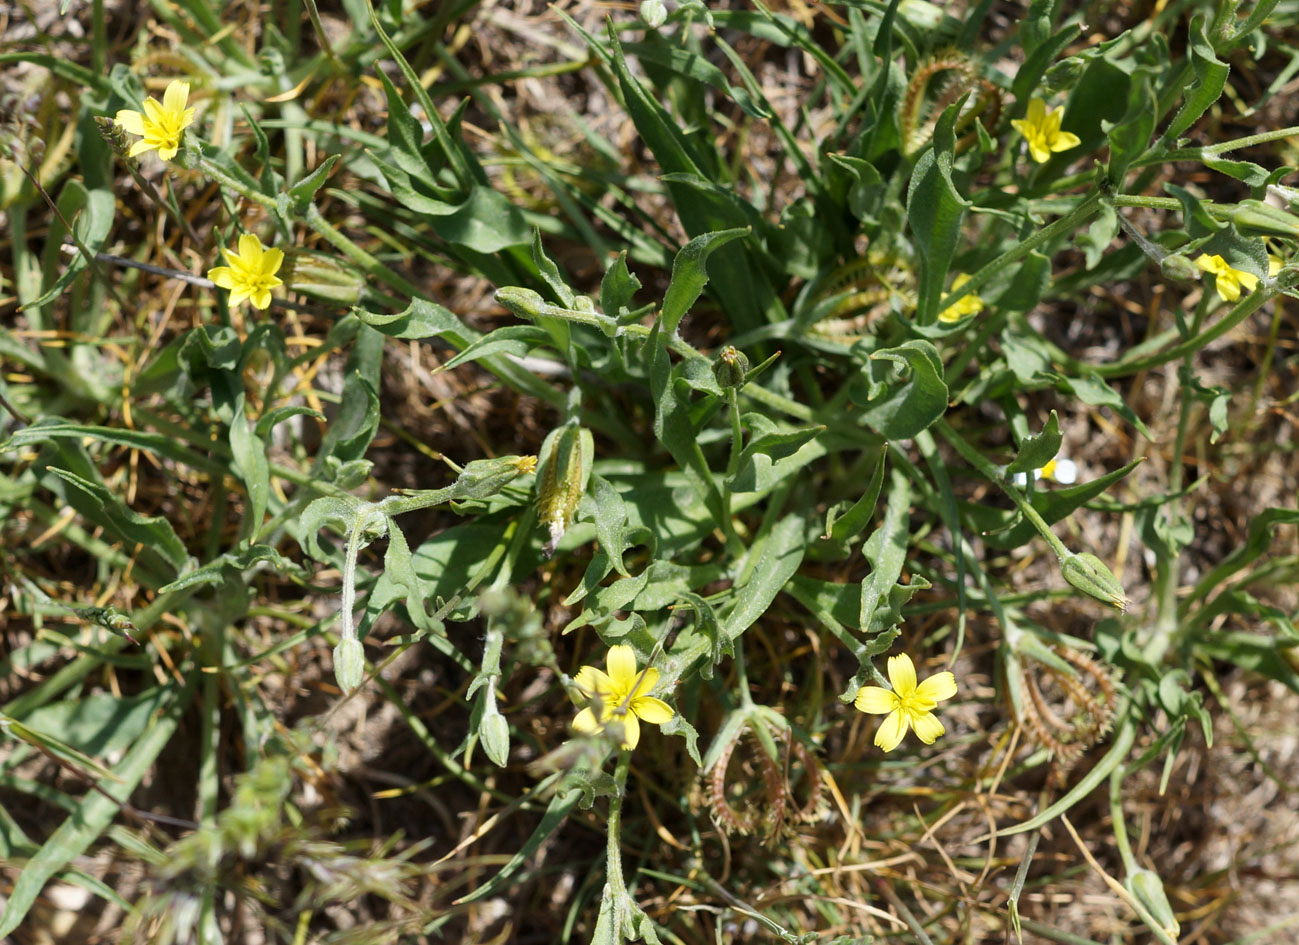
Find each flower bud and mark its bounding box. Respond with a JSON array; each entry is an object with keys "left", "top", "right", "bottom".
[
  {"left": 1159, "top": 254, "right": 1199, "bottom": 284},
  {"left": 333, "top": 637, "right": 365, "bottom": 693},
  {"left": 1043, "top": 56, "right": 1086, "bottom": 93},
  {"left": 1126, "top": 868, "right": 1180, "bottom": 940},
  {"left": 282, "top": 249, "right": 365, "bottom": 305},
  {"left": 1061, "top": 553, "right": 1129, "bottom": 611},
  {"left": 536, "top": 425, "right": 593, "bottom": 554},
  {"left": 712, "top": 345, "right": 750, "bottom": 389},
  {"left": 641, "top": 0, "right": 667, "bottom": 28},
  {"left": 451, "top": 454, "right": 537, "bottom": 501},
  {"left": 480, "top": 711, "right": 510, "bottom": 767}
]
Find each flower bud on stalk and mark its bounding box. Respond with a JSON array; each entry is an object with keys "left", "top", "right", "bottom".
[
  {"left": 1061, "top": 552, "right": 1129, "bottom": 611},
  {"left": 536, "top": 425, "right": 593, "bottom": 555},
  {"left": 712, "top": 345, "right": 750, "bottom": 389}
]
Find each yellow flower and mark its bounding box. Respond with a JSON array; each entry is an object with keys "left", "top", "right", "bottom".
[
  {"left": 1269, "top": 254, "right": 1284, "bottom": 277},
  {"left": 207, "top": 234, "right": 285, "bottom": 310},
  {"left": 1195, "top": 254, "right": 1259, "bottom": 302},
  {"left": 938, "top": 273, "right": 984, "bottom": 323},
  {"left": 854, "top": 653, "right": 957, "bottom": 752},
  {"left": 572, "top": 645, "right": 673, "bottom": 750},
  {"left": 1010, "top": 98, "right": 1081, "bottom": 164},
  {"left": 113, "top": 79, "right": 196, "bottom": 162}
]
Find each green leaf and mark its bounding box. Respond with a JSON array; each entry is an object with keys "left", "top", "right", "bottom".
[
  {"left": 532, "top": 230, "right": 577, "bottom": 308},
  {"left": 1191, "top": 507, "right": 1299, "bottom": 603},
  {"left": 440, "top": 325, "right": 554, "bottom": 371},
  {"left": 230, "top": 397, "right": 270, "bottom": 541},
  {"left": 296, "top": 496, "right": 363, "bottom": 562},
  {"left": 286, "top": 154, "right": 341, "bottom": 214},
  {"left": 1052, "top": 372, "right": 1151, "bottom": 437},
  {"left": 381, "top": 517, "right": 441, "bottom": 633},
  {"left": 454, "top": 788, "right": 581, "bottom": 904},
  {"left": 27, "top": 183, "right": 115, "bottom": 310},
  {"left": 159, "top": 545, "right": 299, "bottom": 594},
  {"left": 620, "top": 40, "right": 771, "bottom": 118},
  {"left": 857, "top": 341, "right": 949, "bottom": 441},
  {"left": 976, "top": 457, "right": 1144, "bottom": 550},
  {"left": 0, "top": 680, "right": 192, "bottom": 938},
  {"left": 823, "top": 449, "right": 887, "bottom": 557},
  {"left": 723, "top": 514, "right": 805, "bottom": 640},
  {"left": 907, "top": 101, "right": 970, "bottom": 323},
  {"left": 995, "top": 250, "right": 1053, "bottom": 312},
  {"left": 1159, "top": 15, "right": 1229, "bottom": 147},
  {"left": 660, "top": 227, "right": 751, "bottom": 334},
  {"left": 600, "top": 250, "right": 642, "bottom": 320},
  {"left": 44, "top": 467, "right": 189, "bottom": 575},
  {"left": 847, "top": 467, "right": 929, "bottom": 674},
  {"left": 179, "top": 324, "right": 242, "bottom": 373},
  {"left": 1006, "top": 410, "right": 1062, "bottom": 476},
  {"left": 432, "top": 186, "right": 531, "bottom": 253},
  {"left": 357, "top": 299, "right": 478, "bottom": 345},
  {"left": 585, "top": 475, "right": 631, "bottom": 577}
]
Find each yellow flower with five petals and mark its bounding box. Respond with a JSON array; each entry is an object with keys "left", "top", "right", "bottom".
[
  {"left": 113, "top": 79, "right": 196, "bottom": 163},
  {"left": 1195, "top": 254, "right": 1258, "bottom": 302},
  {"left": 1011, "top": 98, "right": 1081, "bottom": 164},
  {"left": 207, "top": 234, "right": 285, "bottom": 310},
  {"left": 572, "top": 645, "right": 673, "bottom": 750},
  {"left": 854, "top": 653, "right": 957, "bottom": 752}
]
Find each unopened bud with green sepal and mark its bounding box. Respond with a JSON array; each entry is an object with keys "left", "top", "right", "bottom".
[
  {"left": 334, "top": 637, "right": 365, "bottom": 693},
  {"left": 1160, "top": 254, "right": 1199, "bottom": 285},
  {"left": 1126, "top": 868, "right": 1180, "bottom": 940},
  {"left": 1061, "top": 553, "right": 1129, "bottom": 611},
  {"left": 712, "top": 345, "right": 750, "bottom": 389},
  {"left": 481, "top": 711, "right": 510, "bottom": 767},
  {"left": 283, "top": 249, "right": 365, "bottom": 305},
  {"left": 535, "top": 424, "right": 593, "bottom": 555}
]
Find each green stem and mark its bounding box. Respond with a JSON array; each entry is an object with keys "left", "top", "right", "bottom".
[
  {"left": 605, "top": 750, "right": 632, "bottom": 904},
  {"left": 935, "top": 419, "right": 1071, "bottom": 561},
  {"left": 1093, "top": 283, "right": 1272, "bottom": 378},
  {"left": 943, "top": 192, "right": 1103, "bottom": 312},
  {"left": 1109, "top": 769, "right": 1139, "bottom": 874},
  {"left": 1150, "top": 291, "right": 1210, "bottom": 660}
]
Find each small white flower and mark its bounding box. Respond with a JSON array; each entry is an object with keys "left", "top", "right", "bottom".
[{"left": 1013, "top": 457, "right": 1077, "bottom": 486}]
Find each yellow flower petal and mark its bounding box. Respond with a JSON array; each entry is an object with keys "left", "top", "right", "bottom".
[
  {"left": 156, "top": 143, "right": 179, "bottom": 162},
  {"left": 261, "top": 247, "right": 285, "bottom": 277},
  {"left": 1052, "top": 130, "right": 1081, "bottom": 153},
  {"left": 574, "top": 666, "right": 611, "bottom": 701},
  {"left": 251, "top": 288, "right": 272, "bottom": 310},
  {"left": 1236, "top": 270, "right": 1259, "bottom": 291},
  {"left": 618, "top": 712, "right": 641, "bottom": 750},
  {"left": 142, "top": 97, "right": 165, "bottom": 124},
  {"left": 854, "top": 686, "right": 898, "bottom": 715},
  {"left": 127, "top": 139, "right": 154, "bottom": 158},
  {"left": 1025, "top": 98, "right": 1046, "bottom": 124},
  {"left": 238, "top": 232, "right": 264, "bottom": 264},
  {"left": 874, "top": 708, "right": 909, "bottom": 752},
  {"left": 207, "top": 266, "right": 235, "bottom": 288},
  {"left": 915, "top": 671, "right": 957, "bottom": 705},
  {"left": 163, "top": 80, "right": 190, "bottom": 115},
  {"left": 606, "top": 645, "right": 638, "bottom": 689},
  {"left": 1195, "top": 254, "right": 1226, "bottom": 275},
  {"left": 632, "top": 695, "right": 673, "bottom": 724},
  {"left": 1216, "top": 278, "right": 1241, "bottom": 302},
  {"left": 629, "top": 665, "right": 659, "bottom": 700},
  {"left": 910, "top": 710, "right": 946, "bottom": 745},
  {"left": 886, "top": 653, "right": 917, "bottom": 697},
  {"left": 572, "top": 706, "right": 600, "bottom": 735},
  {"left": 115, "top": 109, "right": 145, "bottom": 136}
]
